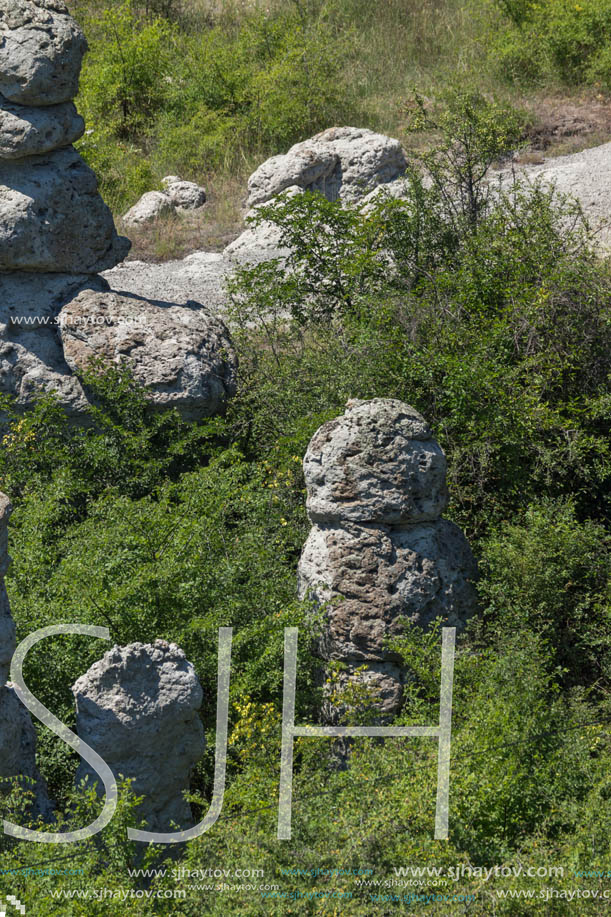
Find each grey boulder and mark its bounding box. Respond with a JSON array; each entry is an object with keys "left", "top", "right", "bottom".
[
  {"left": 58, "top": 289, "right": 238, "bottom": 421},
  {"left": 247, "top": 126, "right": 407, "bottom": 207},
  {"left": 73, "top": 640, "right": 205, "bottom": 834},
  {"left": 122, "top": 190, "right": 174, "bottom": 227},
  {"left": 0, "top": 146, "right": 131, "bottom": 272},
  {"left": 0, "top": 0, "right": 87, "bottom": 106},
  {"left": 0, "top": 274, "right": 109, "bottom": 419},
  {"left": 0, "top": 95, "right": 84, "bottom": 158},
  {"left": 162, "top": 175, "right": 207, "bottom": 211}
]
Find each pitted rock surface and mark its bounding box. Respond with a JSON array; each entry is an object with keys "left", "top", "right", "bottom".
[
  {"left": 73, "top": 640, "right": 205, "bottom": 834},
  {"left": 0, "top": 0, "right": 87, "bottom": 106},
  {"left": 298, "top": 399, "right": 477, "bottom": 719},
  {"left": 59, "top": 289, "right": 238, "bottom": 421},
  {"left": 0, "top": 95, "right": 84, "bottom": 159},
  {"left": 247, "top": 127, "right": 407, "bottom": 207},
  {"left": 0, "top": 147, "right": 130, "bottom": 273},
  {"left": 303, "top": 399, "right": 449, "bottom": 525}
]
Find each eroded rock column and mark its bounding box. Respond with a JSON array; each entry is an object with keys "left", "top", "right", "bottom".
[
  {"left": 298, "top": 398, "right": 477, "bottom": 719},
  {"left": 72, "top": 640, "right": 205, "bottom": 834},
  {"left": 0, "top": 0, "right": 237, "bottom": 423}
]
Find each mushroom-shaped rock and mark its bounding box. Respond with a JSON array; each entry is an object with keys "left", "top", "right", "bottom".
[
  {"left": 72, "top": 640, "right": 205, "bottom": 834},
  {"left": 0, "top": 0, "right": 87, "bottom": 106},
  {"left": 298, "top": 399, "right": 477, "bottom": 720}
]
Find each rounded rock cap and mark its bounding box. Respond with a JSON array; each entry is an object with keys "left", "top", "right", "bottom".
[
  {"left": 0, "top": 0, "right": 87, "bottom": 106},
  {"left": 304, "top": 398, "right": 449, "bottom": 525}
]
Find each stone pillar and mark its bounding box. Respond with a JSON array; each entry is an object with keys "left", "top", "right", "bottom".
[
  {"left": 298, "top": 398, "right": 477, "bottom": 719},
  {"left": 73, "top": 640, "right": 205, "bottom": 834}
]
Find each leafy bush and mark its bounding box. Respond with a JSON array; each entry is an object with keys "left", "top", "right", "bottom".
[{"left": 493, "top": 0, "right": 611, "bottom": 88}]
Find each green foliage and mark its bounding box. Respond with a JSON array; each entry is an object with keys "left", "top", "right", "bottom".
[
  {"left": 76, "top": 0, "right": 356, "bottom": 208},
  {"left": 494, "top": 0, "right": 611, "bottom": 88},
  {"left": 226, "top": 97, "right": 610, "bottom": 538},
  {"left": 477, "top": 499, "right": 611, "bottom": 688}
]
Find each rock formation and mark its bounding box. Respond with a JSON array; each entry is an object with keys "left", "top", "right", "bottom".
[
  {"left": 122, "top": 176, "right": 207, "bottom": 227},
  {"left": 246, "top": 127, "right": 407, "bottom": 208},
  {"left": 0, "top": 1, "right": 236, "bottom": 423},
  {"left": 73, "top": 640, "right": 205, "bottom": 834},
  {"left": 59, "top": 291, "right": 237, "bottom": 421},
  {"left": 0, "top": 491, "right": 52, "bottom": 817},
  {"left": 298, "top": 399, "right": 477, "bottom": 719}
]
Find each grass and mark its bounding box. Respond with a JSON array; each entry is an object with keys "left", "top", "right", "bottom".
[{"left": 70, "top": 0, "right": 611, "bottom": 261}]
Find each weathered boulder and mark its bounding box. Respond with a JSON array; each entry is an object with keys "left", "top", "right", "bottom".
[
  {"left": 247, "top": 127, "right": 407, "bottom": 207},
  {"left": 0, "top": 147, "right": 130, "bottom": 273},
  {"left": 0, "top": 493, "right": 15, "bottom": 686},
  {"left": 0, "top": 274, "right": 109, "bottom": 419},
  {"left": 122, "top": 190, "right": 174, "bottom": 228},
  {"left": 303, "top": 399, "right": 449, "bottom": 526},
  {"left": 73, "top": 640, "right": 205, "bottom": 834},
  {"left": 58, "top": 289, "right": 238, "bottom": 421},
  {"left": 0, "top": 0, "right": 87, "bottom": 106},
  {"left": 298, "top": 399, "right": 477, "bottom": 719},
  {"left": 224, "top": 185, "right": 303, "bottom": 265},
  {"left": 0, "top": 684, "right": 53, "bottom": 817},
  {"left": 122, "top": 179, "right": 207, "bottom": 227},
  {"left": 0, "top": 95, "right": 84, "bottom": 158},
  {"left": 162, "top": 175, "right": 207, "bottom": 212}
]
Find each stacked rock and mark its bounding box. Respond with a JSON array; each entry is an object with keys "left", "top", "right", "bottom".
[
  {"left": 0, "top": 0, "right": 237, "bottom": 422},
  {"left": 298, "top": 399, "right": 477, "bottom": 719},
  {"left": 0, "top": 491, "right": 52, "bottom": 817},
  {"left": 73, "top": 640, "right": 205, "bottom": 834}
]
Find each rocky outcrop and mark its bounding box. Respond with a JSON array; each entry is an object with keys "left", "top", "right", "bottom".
[
  {"left": 59, "top": 290, "right": 238, "bottom": 420},
  {"left": 0, "top": 0, "right": 87, "bottom": 106},
  {"left": 247, "top": 127, "right": 407, "bottom": 208},
  {"left": 122, "top": 177, "right": 207, "bottom": 227},
  {"left": 73, "top": 640, "right": 205, "bottom": 834},
  {"left": 0, "top": 491, "right": 52, "bottom": 816},
  {"left": 0, "top": 3, "right": 236, "bottom": 423},
  {"left": 298, "top": 399, "right": 477, "bottom": 718}
]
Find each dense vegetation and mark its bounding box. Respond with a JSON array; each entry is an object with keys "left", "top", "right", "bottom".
[
  {"left": 70, "top": 0, "right": 611, "bottom": 216},
  {"left": 0, "top": 2, "right": 610, "bottom": 915}
]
